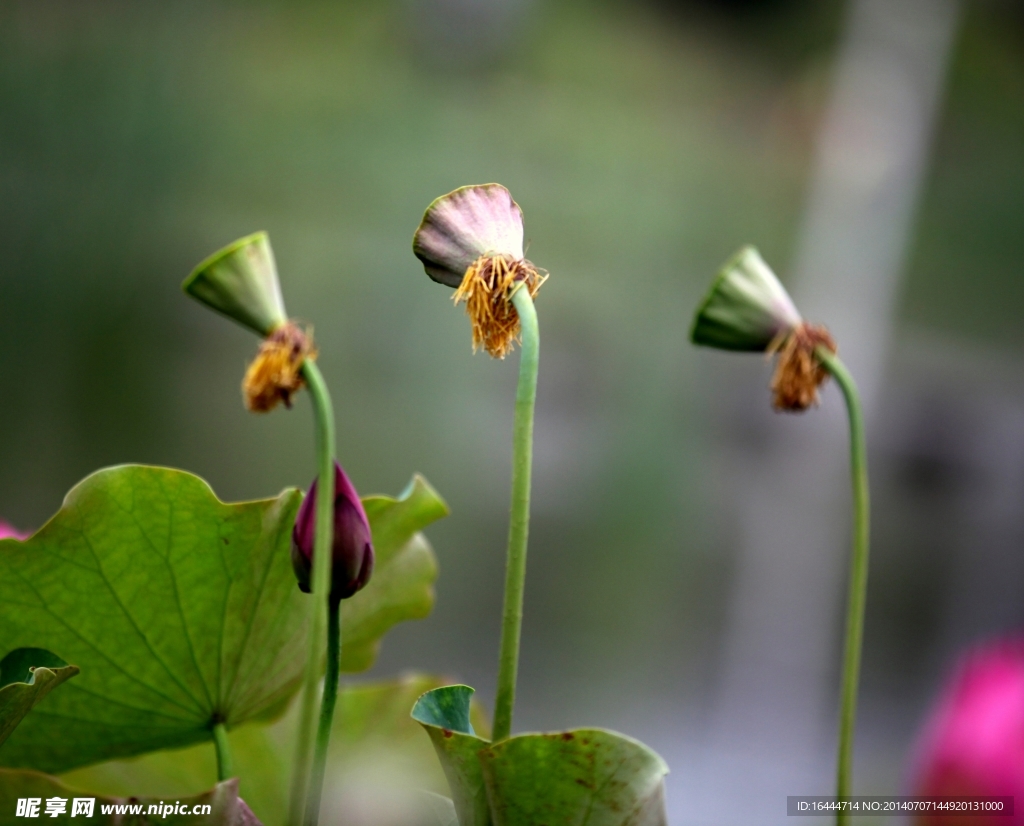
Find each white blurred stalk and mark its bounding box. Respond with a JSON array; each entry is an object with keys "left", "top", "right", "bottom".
[{"left": 688, "top": 1, "right": 960, "bottom": 823}]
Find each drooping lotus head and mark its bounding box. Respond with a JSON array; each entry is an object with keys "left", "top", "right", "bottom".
[
  {"left": 908, "top": 638, "right": 1024, "bottom": 825},
  {"left": 413, "top": 184, "right": 546, "bottom": 359},
  {"left": 691, "top": 246, "right": 836, "bottom": 411},
  {"left": 291, "top": 461, "right": 374, "bottom": 603},
  {"left": 183, "top": 232, "right": 315, "bottom": 412}
]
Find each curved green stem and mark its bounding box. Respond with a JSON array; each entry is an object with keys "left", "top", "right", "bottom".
[
  {"left": 304, "top": 598, "right": 342, "bottom": 826},
  {"left": 212, "top": 721, "right": 233, "bottom": 781},
  {"left": 817, "top": 348, "right": 870, "bottom": 826},
  {"left": 288, "top": 360, "right": 336, "bottom": 826},
  {"left": 492, "top": 288, "right": 540, "bottom": 743}
]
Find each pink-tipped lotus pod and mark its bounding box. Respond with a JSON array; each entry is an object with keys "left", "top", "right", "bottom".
[
  {"left": 413, "top": 184, "right": 546, "bottom": 359},
  {"left": 909, "top": 638, "right": 1024, "bottom": 825},
  {"left": 291, "top": 461, "right": 374, "bottom": 602},
  {"left": 414, "top": 184, "right": 526, "bottom": 288}
]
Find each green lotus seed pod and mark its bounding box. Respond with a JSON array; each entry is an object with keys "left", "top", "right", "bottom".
[
  {"left": 183, "top": 231, "right": 288, "bottom": 337},
  {"left": 690, "top": 245, "right": 802, "bottom": 352}
]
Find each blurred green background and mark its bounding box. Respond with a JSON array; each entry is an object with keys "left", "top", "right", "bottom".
[{"left": 0, "top": 0, "right": 1022, "bottom": 823}]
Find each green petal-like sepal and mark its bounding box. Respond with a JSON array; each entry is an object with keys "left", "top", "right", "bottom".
[
  {"left": 183, "top": 232, "right": 288, "bottom": 337},
  {"left": 413, "top": 685, "right": 670, "bottom": 826},
  {"left": 413, "top": 685, "right": 492, "bottom": 826},
  {"left": 413, "top": 185, "right": 526, "bottom": 288},
  {"left": 690, "top": 245, "right": 802, "bottom": 352}
]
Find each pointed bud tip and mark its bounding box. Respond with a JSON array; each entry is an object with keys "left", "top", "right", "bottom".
[
  {"left": 183, "top": 232, "right": 288, "bottom": 337},
  {"left": 690, "top": 246, "right": 803, "bottom": 352}
]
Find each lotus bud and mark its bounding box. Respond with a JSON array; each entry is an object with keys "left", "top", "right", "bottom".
[
  {"left": 690, "top": 246, "right": 836, "bottom": 411},
  {"left": 909, "top": 638, "right": 1024, "bottom": 824},
  {"left": 183, "top": 232, "right": 316, "bottom": 412},
  {"left": 413, "top": 184, "right": 547, "bottom": 359},
  {"left": 291, "top": 461, "right": 374, "bottom": 603}
]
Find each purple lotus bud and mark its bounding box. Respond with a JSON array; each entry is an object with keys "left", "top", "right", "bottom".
[{"left": 291, "top": 461, "right": 374, "bottom": 602}]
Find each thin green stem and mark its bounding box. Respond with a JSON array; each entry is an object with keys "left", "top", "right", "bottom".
[
  {"left": 817, "top": 348, "right": 870, "bottom": 826},
  {"left": 288, "top": 360, "right": 336, "bottom": 826},
  {"left": 304, "top": 598, "right": 342, "bottom": 826},
  {"left": 212, "top": 721, "right": 233, "bottom": 782},
  {"left": 492, "top": 288, "right": 540, "bottom": 743}
]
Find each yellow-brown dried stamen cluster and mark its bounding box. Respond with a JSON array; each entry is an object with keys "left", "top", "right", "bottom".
[
  {"left": 769, "top": 322, "right": 836, "bottom": 412},
  {"left": 243, "top": 321, "right": 317, "bottom": 412},
  {"left": 453, "top": 254, "right": 547, "bottom": 359}
]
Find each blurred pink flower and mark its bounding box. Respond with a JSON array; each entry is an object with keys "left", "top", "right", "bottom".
[
  {"left": 910, "top": 638, "right": 1024, "bottom": 825},
  {"left": 0, "top": 521, "right": 28, "bottom": 540}
]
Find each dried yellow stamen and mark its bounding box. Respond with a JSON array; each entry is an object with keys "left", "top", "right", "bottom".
[
  {"left": 453, "top": 254, "right": 547, "bottom": 359},
  {"left": 769, "top": 322, "right": 836, "bottom": 412},
  {"left": 242, "top": 321, "right": 317, "bottom": 412}
]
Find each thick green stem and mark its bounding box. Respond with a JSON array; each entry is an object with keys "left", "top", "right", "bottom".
[
  {"left": 288, "top": 360, "right": 336, "bottom": 826},
  {"left": 817, "top": 348, "right": 870, "bottom": 826},
  {"left": 212, "top": 721, "right": 233, "bottom": 782},
  {"left": 492, "top": 288, "right": 539, "bottom": 743},
  {"left": 304, "top": 598, "right": 342, "bottom": 826}
]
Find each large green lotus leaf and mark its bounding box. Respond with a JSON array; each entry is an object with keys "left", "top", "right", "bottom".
[
  {"left": 0, "top": 465, "right": 305, "bottom": 774},
  {"left": 340, "top": 474, "right": 449, "bottom": 672},
  {"left": 61, "top": 674, "right": 487, "bottom": 826},
  {"left": 479, "top": 729, "right": 669, "bottom": 826},
  {"left": 0, "top": 771, "right": 260, "bottom": 825},
  {"left": 412, "top": 685, "right": 492, "bottom": 826},
  {"left": 0, "top": 466, "right": 447, "bottom": 774},
  {"left": 0, "top": 649, "right": 79, "bottom": 747}
]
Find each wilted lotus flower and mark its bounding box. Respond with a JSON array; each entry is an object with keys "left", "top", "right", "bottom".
[
  {"left": 184, "top": 232, "right": 316, "bottom": 412},
  {"left": 0, "top": 521, "right": 28, "bottom": 540},
  {"left": 413, "top": 184, "right": 547, "bottom": 359},
  {"left": 909, "top": 638, "right": 1024, "bottom": 825},
  {"left": 291, "top": 461, "right": 374, "bottom": 603},
  {"left": 690, "top": 246, "right": 836, "bottom": 411}
]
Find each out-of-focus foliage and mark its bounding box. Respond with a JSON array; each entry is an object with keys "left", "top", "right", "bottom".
[
  {"left": 63, "top": 674, "right": 490, "bottom": 826},
  {"left": 0, "top": 0, "right": 1021, "bottom": 812}
]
